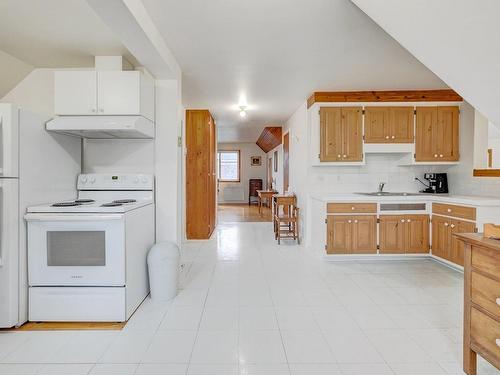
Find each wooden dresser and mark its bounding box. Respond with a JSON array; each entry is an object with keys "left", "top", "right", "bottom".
[{"left": 456, "top": 233, "right": 500, "bottom": 374}]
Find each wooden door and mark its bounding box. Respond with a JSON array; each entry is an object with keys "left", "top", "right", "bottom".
[
  {"left": 379, "top": 215, "right": 405, "bottom": 254},
  {"left": 351, "top": 215, "right": 377, "bottom": 254},
  {"left": 431, "top": 215, "right": 450, "bottom": 260},
  {"left": 436, "top": 106, "right": 459, "bottom": 161},
  {"left": 54, "top": 71, "right": 97, "bottom": 115},
  {"left": 405, "top": 215, "right": 430, "bottom": 253},
  {"left": 415, "top": 107, "right": 438, "bottom": 161},
  {"left": 450, "top": 220, "right": 476, "bottom": 266},
  {"left": 283, "top": 132, "right": 289, "bottom": 192},
  {"left": 320, "top": 107, "right": 342, "bottom": 161},
  {"left": 186, "top": 110, "right": 212, "bottom": 239},
  {"left": 390, "top": 107, "right": 414, "bottom": 143},
  {"left": 364, "top": 107, "right": 390, "bottom": 143},
  {"left": 342, "top": 107, "right": 363, "bottom": 161},
  {"left": 326, "top": 215, "right": 351, "bottom": 254}
]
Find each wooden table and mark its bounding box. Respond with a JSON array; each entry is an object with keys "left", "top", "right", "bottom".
[
  {"left": 455, "top": 233, "right": 500, "bottom": 375},
  {"left": 256, "top": 190, "right": 277, "bottom": 214}
]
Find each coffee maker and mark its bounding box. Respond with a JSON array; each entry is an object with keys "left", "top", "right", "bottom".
[{"left": 419, "top": 173, "right": 449, "bottom": 194}]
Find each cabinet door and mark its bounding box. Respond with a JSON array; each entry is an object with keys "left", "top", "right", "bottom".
[
  {"left": 431, "top": 215, "right": 451, "bottom": 260},
  {"left": 342, "top": 107, "right": 363, "bottom": 161},
  {"left": 320, "top": 108, "right": 343, "bottom": 161},
  {"left": 379, "top": 215, "right": 405, "bottom": 254},
  {"left": 97, "top": 71, "right": 141, "bottom": 115},
  {"left": 351, "top": 215, "right": 377, "bottom": 254},
  {"left": 450, "top": 220, "right": 475, "bottom": 266},
  {"left": 436, "top": 106, "right": 459, "bottom": 161},
  {"left": 364, "top": 107, "right": 390, "bottom": 143},
  {"left": 415, "top": 107, "right": 438, "bottom": 161},
  {"left": 405, "top": 215, "right": 430, "bottom": 253},
  {"left": 390, "top": 107, "right": 414, "bottom": 143},
  {"left": 54, "top": 71, "right": 97, "bottom": 115},
  {"left": 326, "top": 215, "right": 351, "bottom": 254}
]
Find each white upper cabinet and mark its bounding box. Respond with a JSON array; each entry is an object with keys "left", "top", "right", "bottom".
[
  {"left": 55, "top": 71, "right": 98, "bottom": 115},
  {"left": 54, "top": 70, "right": 155, "bottom": 121}
]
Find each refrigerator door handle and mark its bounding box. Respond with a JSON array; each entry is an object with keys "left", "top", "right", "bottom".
[{"left": 0, "top": 185, "right": 3, "bottom": 266}]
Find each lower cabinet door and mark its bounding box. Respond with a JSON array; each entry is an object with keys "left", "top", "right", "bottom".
[
  {"left": 379, "top": 215, "right": 405, "bottom": 254},
  {"left": 450, "top": 220, "right": 476, "bottom": 266},
  {"left": 326, "top": 215, "right": 351, "bottom": 254},
  {"left": 405, "top": 215, "right": 430, "bottom": 253},
  {"left": 432, "top": 215, "right": 451, "bottom": 260},
  {"left": 351, "top": 215, "right": 377, "bottom": 254}
]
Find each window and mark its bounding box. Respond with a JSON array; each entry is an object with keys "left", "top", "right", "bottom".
[{"left": 218, "top": 150, "right": 240, "bottom": 182}]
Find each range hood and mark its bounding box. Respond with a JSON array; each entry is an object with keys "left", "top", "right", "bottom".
[{"left": 46, "top": 116, "right": 155, "bottom": 139}]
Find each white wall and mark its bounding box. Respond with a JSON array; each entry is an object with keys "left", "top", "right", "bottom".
[
  {"left": 218, "top": 142, "right": 267, "bottom": 203},
  {"left": 0, "top": 50, "right": 33, "bottom": 98}
]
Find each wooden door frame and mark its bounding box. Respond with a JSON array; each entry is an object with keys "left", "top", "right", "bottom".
[{"left": 283, "top": 131, "right": 290, "bottom": 193}]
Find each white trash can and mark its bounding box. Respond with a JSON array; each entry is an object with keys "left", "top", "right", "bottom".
[{"left": 147, "top": 242, "right": 180, "bottom": 302}]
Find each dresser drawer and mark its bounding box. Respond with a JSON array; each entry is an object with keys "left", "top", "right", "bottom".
[
  {"left": 472, "top": 271, "right": 500, "bottom": 318},
  {"left": 327, "top": 203, "right": 377, "bottom": 214},
  {"left": 472, "top": 246, "right": 500, "bottom": 279},
  {"left": 432, "top": 203, "right": 476, "bottom": 221},
  {"left": 470, "top": 307, "right": 500, "bottom": 358}
]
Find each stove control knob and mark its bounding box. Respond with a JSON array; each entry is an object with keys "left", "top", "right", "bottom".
[
  {"left": 81, "top": 176, "right": 88, "bottom": 183},
  {"left": 90, "top": 177, "right": 96, "bottom": 184},
  {"left": 142, "top": 177, "right": 148, "bottom": 183},
  {"left": 134, "top": 177, "right": 140, "bottom": 183}
]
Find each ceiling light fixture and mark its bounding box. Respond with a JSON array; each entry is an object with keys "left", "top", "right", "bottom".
[{"left": 239, "top": 106, "right": 247, "bottom": 118}]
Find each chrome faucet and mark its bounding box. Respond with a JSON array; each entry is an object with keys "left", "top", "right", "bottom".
[{"left": 378, "top": 182, "right": 386, "bottom": 193}]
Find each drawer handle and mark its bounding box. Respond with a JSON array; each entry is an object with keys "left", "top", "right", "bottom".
[
  {"left": 496, "top": 298, "right": 500, "bottom": 306},
  {"left": 348, "top": 220, "right": 352, "bottom": 223},
  {"left": 401, "top": 219, "right": 405, "bottom": 223},
  {"left": 351, "top": 207, "right": 355, "bottom": 210},
  {"left": 444, "top": 222, "right": 449, "bottom": 226},
  {"left": 496, "top": 339, "right": 500, "bottom": 348},
  {"left": 391, "top": 135, "right": 395, "bottom": 139},
  {"left": 343, "top": 154, "right": 347, "bottom": 158},
  {"left": 337, "top": 154, "right": 341, "bottom": 158},
  {"left": 434, "top": 154, "right": 438, "bottom": 158},
  {"left": 439, "top": 154, "right": 444, "bottom": 158},
  {"left": 450, "top": 224, "right": 455, "bottom": 228},
  {"left": 354, "top": 220, "right": 358, "bottom": 223},
  {"left": 385, "top": 136, "right": 390, "bottom": 139},
  {"left": 447, "top": 208, "right": 452, "bottom": 212},
  {"left": 407, "top": 219, "right": 411, "bottom": 223}
]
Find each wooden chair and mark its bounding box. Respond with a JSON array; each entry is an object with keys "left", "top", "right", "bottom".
[
  {"left": 273, "top": 195, "right": 299, "bottom": 244},
  {"left": 249, "top": 178, "right": 263, "bottom": 205}
]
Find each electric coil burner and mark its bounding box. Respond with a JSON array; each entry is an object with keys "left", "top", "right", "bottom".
[{"left": 52, "top": 202, "right": 81, "bottom": 207}]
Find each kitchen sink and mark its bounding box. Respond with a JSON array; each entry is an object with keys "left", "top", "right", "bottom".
[{"left": 355, "top": 192, "right": 423, "bottom": 197}]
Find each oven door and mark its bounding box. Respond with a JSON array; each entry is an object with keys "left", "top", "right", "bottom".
[{"left": 25, "top": 214, "right": 125, "bottom": 286}]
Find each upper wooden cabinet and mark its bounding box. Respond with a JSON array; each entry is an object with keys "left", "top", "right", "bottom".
[
  {"left": 364, "top": 106, "right": 414, "bottom": 143},
  {"left": 55, "top": 70, "right": 155, "bottom": 121},
  {"left": 379, "top": 214, "right": 429, "bottom": 254},
  {"left": 326, "top": 214, "right": 376, "bottom": 254},
  {"left": 415, "top": 106, "right": 459, "bottom": 161},
  {"left": 320, "top": 107, "right": 362, "bottom": 162}
]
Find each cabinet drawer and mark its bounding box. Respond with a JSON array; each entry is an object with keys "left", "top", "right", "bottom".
[
  {"left": 432, "top": 203, "right": 476, "bottom": 221},
  {"left": 470, "top": 307, "right": 500, "bottom": 358},
  {"left": 327, "top": 203, "right": 377, "bottom": 214},
  {"left": 472, "top": 272, "right": 500, "bottom": 318},
  {"left": 472, "top": 246, "right": 500, "bottom": 279}
]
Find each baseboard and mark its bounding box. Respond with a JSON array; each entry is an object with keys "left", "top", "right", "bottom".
[
  {"left": 429, "top": 254, "right": 464, "bottom": 272},
  {"left": 323, "top": 254, "right": 429, "bottom": 261}
]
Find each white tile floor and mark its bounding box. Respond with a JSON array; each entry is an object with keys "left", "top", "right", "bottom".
[{"left": 0, "top": 222, "right": 498, "bottom": 375}]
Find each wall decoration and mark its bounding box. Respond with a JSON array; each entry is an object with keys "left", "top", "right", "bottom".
[
  {"left": 251, "top": 156, "right": 261, "bottom": 166},
  {"left": 274, "top": 151, "right": 278, "bottom": 172}
]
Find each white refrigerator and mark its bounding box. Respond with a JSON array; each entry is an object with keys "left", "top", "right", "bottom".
[{"left": 0, "top": 104, "right": 81, "bottom": 328}]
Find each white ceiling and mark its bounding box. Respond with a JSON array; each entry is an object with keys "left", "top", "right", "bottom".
[
  {"left": 0, "top": 0, "right": 136, "bottom": 68},
  {"left": 142, "top": 0, "right": 446, "bottom": 142}
]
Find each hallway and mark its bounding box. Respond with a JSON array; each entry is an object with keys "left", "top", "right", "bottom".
[
  {"left": 217, "top": 204, "right": 272, "bottom": 223},
  {"left": 0, "top": 222, "right": 497, "bottom": 374}
]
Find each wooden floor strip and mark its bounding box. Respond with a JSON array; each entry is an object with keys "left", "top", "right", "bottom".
[{"left": 2, "top": 321, "right": 126, "bottom": 331}]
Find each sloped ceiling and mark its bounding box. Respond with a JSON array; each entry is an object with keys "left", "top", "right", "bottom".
[
  {"left": 0, "top": 50, "right": 33, "bottom": 98},
  {"left": 142, "top": 0, "right": 447, "bottom": 142},
  {"left": 351, "top": 0, "right": 500, "bottom": 126}
]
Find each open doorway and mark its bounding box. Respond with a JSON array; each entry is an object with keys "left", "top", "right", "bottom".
[{"left": 217, "top": 143, "right": 272, "bottom": 223}]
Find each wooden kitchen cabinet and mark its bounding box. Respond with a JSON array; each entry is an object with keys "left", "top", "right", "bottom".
[
  {"left": 186, "top": 110, "right": 217, "bottom": 239},
  {"left": 415, "top": 106, "right": 459, "bottom": 162},
  {"left": 320, "top": 107, "right": 362, "bottom": 162},
  {"left": 379, "top": 215, "right": 429, "bottom": 254},
  {"left": 326, "top": 215, "right": 376, "bottom": 254},
  {"left": 54, "top": 70, "right": 154, "bottom": 120},
  {"left": 432, "top": 214, "right": 476, "bottom": 265},
  {"left": 364, "top": 106, "right": 414, "bottom": 143}
]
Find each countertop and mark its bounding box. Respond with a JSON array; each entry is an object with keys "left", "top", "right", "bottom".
[
  {"left": 310, "top": 193, "right": 500, "bottom": 207},
  {"left": 454, "top": 232, "right": 500, "bottom": 251}
]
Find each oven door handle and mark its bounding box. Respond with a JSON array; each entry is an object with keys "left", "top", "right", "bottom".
[{"left": 24, "top": 214, "right": 123, "bottom": 222}]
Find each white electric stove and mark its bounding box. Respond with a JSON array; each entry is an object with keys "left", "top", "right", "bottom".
[{"left": 25, "top": 174, "right": 155, "bottom": 322}]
